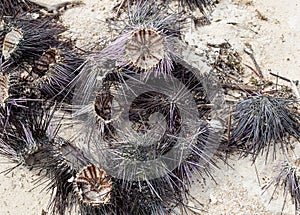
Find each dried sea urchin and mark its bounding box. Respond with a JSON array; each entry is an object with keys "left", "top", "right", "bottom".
[
  {"left": 74, "top": 1, "right": 183, "bottom": 99},
  {"left": 1, "top": 16, "right": 64, "bottom": 70},
  {"left": 0, "top": 0, "right": 36, "bottom": 17},
  {"left": 174, "top": 0, "right": 214, "bottom": 13},
  {"left": 0, "top": 105, "right": 58, "bottom": 165},
  {"left": 2, "top": 28, "right": 24, "bottom": 61},
  {"left": 71, "top": 58, "right": 223, "bottom": 214},
  {"left": 0, "top": 105, "right": 78, "bottom": 215},
  {"left": 115, "top": 0, "right": 214, "bottom": 14},
  {"left": 4, "top": 45, "right": 83, "bottom": 103},
  {"left": 31, "top": 47, "right": 83, "bottom": 101},
  {"left": 116, "top": 1, "right": 183, "bottom": 75},
  {"left": 124, "top": 28, "right": 166, "bottom": 72},
  {"left": 264, "top": 159, "right": 300, "bottom": 214},
  {"left": 230, "top": 95, "right": 300, "bottom": 161}
]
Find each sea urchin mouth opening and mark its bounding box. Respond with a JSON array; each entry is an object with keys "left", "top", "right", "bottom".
[
  {"left": 125, "top": 28, "right": 165, "bottom": 71},
  {"left": 74, "top": 164, "right": 112, "bottom": 206}
]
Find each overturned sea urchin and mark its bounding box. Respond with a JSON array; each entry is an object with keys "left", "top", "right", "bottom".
[
  {"left": 1, "top": 16, "right": 64, "bottom": 71},
  {"left": 73, "top": 1, "right": 184, "bottom": 102},
  {"left": 69, "top": 53, "right": 224, "bottom": 214},
  {"left": 114, "top": 1, "right": 183, "bottom": 76}
]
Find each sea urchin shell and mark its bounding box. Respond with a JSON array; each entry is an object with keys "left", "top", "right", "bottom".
[
  {"left": 74, "top": 164, "right": 112, "bottom": 206},
  {"left": 125, "top": 29, "right": 165, "bottom": 71},
  {"left": 2, "top": 28, "right": 23, "bottom": 61}
]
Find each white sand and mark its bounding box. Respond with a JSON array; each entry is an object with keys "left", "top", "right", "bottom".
[{"left": 0, "top": 0, "right": 299, "bottom": 214}]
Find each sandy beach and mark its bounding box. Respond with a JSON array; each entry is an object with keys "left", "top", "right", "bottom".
[{"left": 0, "top": 0, "right": 299, "bottom": 214}]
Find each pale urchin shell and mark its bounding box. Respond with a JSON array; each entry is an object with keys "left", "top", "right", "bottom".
[
  {"left": 2, "top": 28, "right": 23, "bottom": 61},
  {"left": 74, "top": 164, "right": 112, "bottom": 206},
  {"left": 124, "top": 28, "right": 166, "bottom": 71}
]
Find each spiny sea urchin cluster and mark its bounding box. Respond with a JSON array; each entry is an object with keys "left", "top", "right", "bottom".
[
  {"left": 0, "top": 13, "right": 83, "bottom": 103},
  {"left": 0, "top": 1, "right": 223, "bottom": 214},
  {"left": 68, "top": 1, "right": 224, "bottom": 214},
  {"left": 0, "top": 0, "right": 299, "bottom": 215}
]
